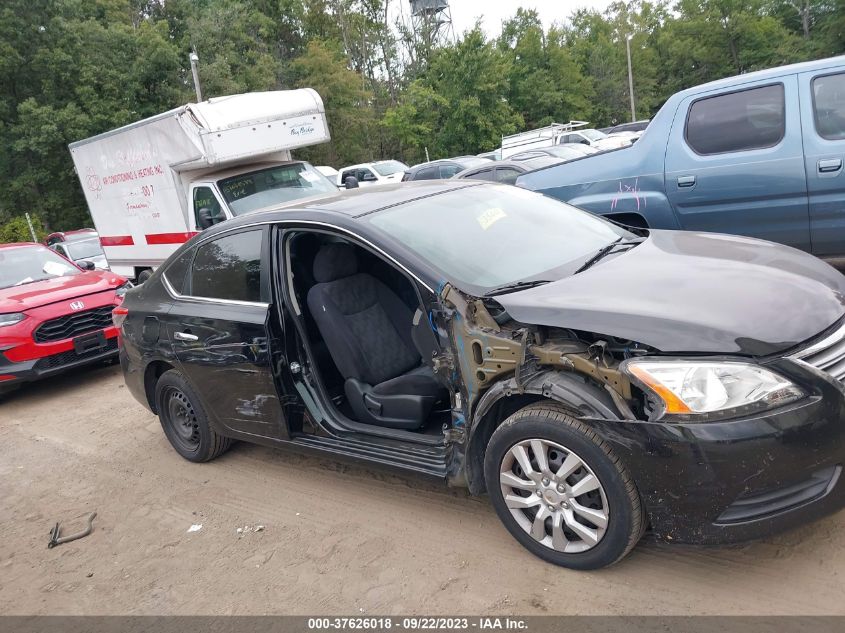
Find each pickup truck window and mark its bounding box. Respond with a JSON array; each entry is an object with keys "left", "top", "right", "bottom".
[
  {"left": 190, "top": 230, "right": 263, "bottom": 303},
  {"left": 813, "top": 72, "right": 845, "bottom": 140},
  {"left": 685, "top": 83, "right": 785, "bottom": 155}
]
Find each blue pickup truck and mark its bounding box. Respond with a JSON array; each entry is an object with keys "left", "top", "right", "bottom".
[{"left": 518, "top": 56, "right": 845, "bottom": 258}]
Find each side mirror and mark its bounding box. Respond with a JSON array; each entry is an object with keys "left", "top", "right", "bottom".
[
  {"left": 79, "top": 260, "right": 96, "bottom": 271},
  {"left": 345, "top": 176, "right": 360, "bottom": 189}
]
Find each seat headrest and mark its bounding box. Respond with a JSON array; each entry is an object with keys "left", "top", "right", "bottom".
[{"left": 313, "top": 243, "right": 359, "bottom": 283}]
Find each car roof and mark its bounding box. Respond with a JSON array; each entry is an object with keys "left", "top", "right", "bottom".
[
  {"left": 455, "top": 158, "right": 560, "bottom": 177},
  {"left": 211, "top": 181, "right": 484, "bottom": 231},
  {"left": 0, "top": 242, "right": 42, "bottom": 250}
]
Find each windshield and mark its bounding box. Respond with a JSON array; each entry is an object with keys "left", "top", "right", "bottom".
[
  {"left": 0, "top": 246, "right": 80, "bottom": 289},
  {"left": 218, "top": 163, "right": 338, "bottom": 215},
  {"left": 63, "top": 239, "right": 104, "bottom": 261},
  {"left": 372, "top": 160, "right": 408, "bottom": 177},
  {"left": 581, "top": 129, "right": 607, "bottom": 141},
  {"left": 368, "top": 185, "right": 634, "bottom": 293}
]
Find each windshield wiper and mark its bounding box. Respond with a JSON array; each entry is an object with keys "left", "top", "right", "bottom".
[
  {"left": 484, "top": 279, "right": 552, "bottom": 297},
  {"left": 574, "top": 237, "right": 639, "bottom": 274}
]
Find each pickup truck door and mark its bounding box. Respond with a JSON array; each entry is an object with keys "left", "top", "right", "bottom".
[
  {"left": 165, "top": 226, "right": 288, "bottom": 440},
  {"left": 664, "top": 75, "right": 810, "bottom": 251},
  {"left": 799, "top": 69, "right": 845, "bottom": 257}
]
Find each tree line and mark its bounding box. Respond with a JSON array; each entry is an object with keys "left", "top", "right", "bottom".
[{"left": 1, "top": 0, "right": 843, "bottom": 234}]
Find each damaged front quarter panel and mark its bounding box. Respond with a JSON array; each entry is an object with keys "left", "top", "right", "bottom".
[{"left": 432, "top": 282, "right": 647, "bottom": 491}]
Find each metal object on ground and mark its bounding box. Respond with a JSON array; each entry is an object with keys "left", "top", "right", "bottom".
[{"left": 47, "top": 512, "right": 97, "bottom": 549}]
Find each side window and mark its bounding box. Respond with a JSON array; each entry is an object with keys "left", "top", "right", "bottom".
[
  {"left": 54, "top": 245, "right": 68, "bottom": 258},
  {"left": 495, "top": 167, "right": 523, "bottom": 185},
  {"left": 190, "top": 230, "right": 263, "bottom": 302},
  {"left": 340, "top": 170, "right": 355, "bottom": 185},
  {"left": 415, "top": 166, "right": 439, "bottom": 180},
  {"left": 360, "top": 168, "right": 377, "bottom": 182},
  {"left": 813, "top": 72, "right": 845, "bottom": 140},
  {"left": 685, "top": 83, "right": 785, "bottom": 155},
  {"left": 193, "top": 186, "right": 225, "bottom": 230},
  {"left": 163, "top": 247, "right": 194, "bottom": 294},
  {"left": 439, "top": 164, "right": 461, "bottom": 178}
]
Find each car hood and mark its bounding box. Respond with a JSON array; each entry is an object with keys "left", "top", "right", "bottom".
[
  {"left": 495, "top": 230, "right": 845, "bottom": 356},
  {"left": 0, "top": 271, "right": 125, "bottom": 312}
]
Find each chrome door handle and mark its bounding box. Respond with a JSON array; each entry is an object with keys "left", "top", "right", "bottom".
[
  {"left": 174, "top": 331, "right": 198, "bottom": 342},
  {"left": 677, "top": 175, "right": 696, "bottom": 187},
  {"left": 818, "top": 158, "right": 843, "bottom": 173}
]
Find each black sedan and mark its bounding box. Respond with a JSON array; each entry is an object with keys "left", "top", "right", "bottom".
[
  {"left": 116, "top": 181, "right": 845, "bottom": 570},
  {"left": 401, "top": 156, "right": 491, "bottom": 181}
]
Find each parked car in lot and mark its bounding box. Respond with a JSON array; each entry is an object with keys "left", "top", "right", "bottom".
[
  {"left": 118, "top": 181, "right": 845, "bottom": 570},
  {"left": 502, "top": 122, "right": 632, "bottom": 159},
  {"left": 402, "top": 157, "right": 492, "bottom": 181},
  {"left": 605, "top": 120, "right": 650, "bottom": 135},
  {"left": 50, "top": 236, "right": 109, "bottom": 270},
  {"left": 0, "top": 243, "right": 131, "bottom": 395},
  {"left": 44, "top": 228, "right": 97, "bottom": 247},
  {"left": 518, "top": 56, "right": 845, "bottom": 258},
  {"left": 510, "top": 144, "right": 599, "bottom": 162},
  {"left": 336, "top": 160, "right": 409, "bottom": 188},
  {"left": 453, "top": 157, "right": 562, "bottom": 184}
]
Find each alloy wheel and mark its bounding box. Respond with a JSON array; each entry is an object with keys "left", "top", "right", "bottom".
[{"left": 499, "top": 438, "right": 609, "bottom": 553}]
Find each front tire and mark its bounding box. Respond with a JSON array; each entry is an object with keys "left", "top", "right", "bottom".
[
  {"left": 154, "top": 369, "right": 232, "bottom": 462},
  {"left": 484, "top": 402, "right": 645, "bottom": 570}
]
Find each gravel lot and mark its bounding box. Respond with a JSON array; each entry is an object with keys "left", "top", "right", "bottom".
[{"left": 1, "top": 362, "right": 844, "bottom": 615}]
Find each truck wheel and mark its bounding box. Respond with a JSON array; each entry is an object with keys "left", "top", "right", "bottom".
[
  {"left": 154, "top": 369, "right": 233, "bottom": 462},
  {"left": 484, "top": 402, "right": 645, "bottom": 570},
  {"left": 136, "top": 269, "right": 153, "bottom": 284}
]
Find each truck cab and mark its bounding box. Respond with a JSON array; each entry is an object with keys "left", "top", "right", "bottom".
[
  {"left": 517, "top": 56, "right": 845, "bottom": 258},
  {"left": 186, "top": 161, "right": 337, "bottom": 231}
]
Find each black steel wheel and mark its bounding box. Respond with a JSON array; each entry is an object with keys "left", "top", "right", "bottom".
[{"left": 154, "top": 369, "right": 232, "bottom": 462}]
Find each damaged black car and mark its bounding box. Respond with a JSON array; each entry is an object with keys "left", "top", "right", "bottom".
[{"left": 116, "top": 181, "right": 845, "bottom": 570}]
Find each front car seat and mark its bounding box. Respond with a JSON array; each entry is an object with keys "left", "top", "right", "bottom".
[{"left": 306, "top": 243, "right": 445, "bottom": 430}]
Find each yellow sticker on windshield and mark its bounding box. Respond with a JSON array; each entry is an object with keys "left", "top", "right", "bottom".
[{"left": 477, "top": 207, "right": 506, "bottom": 230}]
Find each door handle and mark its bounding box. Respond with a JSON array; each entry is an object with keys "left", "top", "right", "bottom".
[
  {"left": 174, "top": 331, "right": 198, "bottom": 342},
  {"left": 818, "top": 158, "right": 843, "bottom": 173},
  {"left": 677, "top": 175, "right": 696, "bottom": 187}
]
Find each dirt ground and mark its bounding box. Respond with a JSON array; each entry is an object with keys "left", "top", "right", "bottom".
[{"left": 1, "top": 362, "right": 844, "bottom": 616}]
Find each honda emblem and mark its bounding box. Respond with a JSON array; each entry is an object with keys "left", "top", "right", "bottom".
[{"left": 69, "top": 301, "right": 85, "bottom": 311}]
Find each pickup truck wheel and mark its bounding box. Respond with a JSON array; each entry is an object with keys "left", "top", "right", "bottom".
[
  {"left": 154, "top": 369, "right": 232, "bottom": 462},
  {"left": 484, "top": 402, "right": 645, "bottom": 570}
]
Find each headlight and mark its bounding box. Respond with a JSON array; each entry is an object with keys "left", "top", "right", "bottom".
[
  {"left": 0, "top": 313, "right": 25, "bottom": 328},
  {"left": 114, "top": 281, "right": 134, "bottom": 299},
  {"left": 623, "top": 359, "right": 805, "bottom": 421}
]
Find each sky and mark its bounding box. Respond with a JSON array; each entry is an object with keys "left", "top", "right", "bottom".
[{"left": 430, "top": 1, "right": 617, "bottom": 36}]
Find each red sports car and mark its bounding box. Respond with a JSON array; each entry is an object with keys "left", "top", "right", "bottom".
[{"left": 0, "top": 242, "right": 131, "bottom": 395}]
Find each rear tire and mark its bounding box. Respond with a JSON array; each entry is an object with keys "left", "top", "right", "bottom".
[
  {"left": 154, "top": 369, "right": 232, "bottom": 462},
  {"left": 484, "top": 402, "right": 645, "bottom": 570}
]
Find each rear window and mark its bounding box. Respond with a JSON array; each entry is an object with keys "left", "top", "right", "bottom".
[
  {"left": 189, "top": 230, "right": 264, "bottom": 302},
  {"left": 685, "top": 84, "right": 785, "bottom": 155},
  {"left": 813, "top": 72, "right": 845, "bottom": 140}
]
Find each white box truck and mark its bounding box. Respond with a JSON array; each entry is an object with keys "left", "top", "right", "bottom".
[{"left": 69, "top": 89, "right": 336, "bottom": 281}]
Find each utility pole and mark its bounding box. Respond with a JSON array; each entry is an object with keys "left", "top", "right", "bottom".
[
  {"left": 190, "top": 52, "right": 203, "bottom": 103},
  {"left": 626, "top": 34, "right": 636, "bottom": 122}
]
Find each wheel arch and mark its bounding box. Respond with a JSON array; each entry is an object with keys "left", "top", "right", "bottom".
[
  {"left": 144, "top": 359, "right": 176, "bottom": 414},
  {"left": 464, "top": 370, "right": 622, "bottom": 495}
]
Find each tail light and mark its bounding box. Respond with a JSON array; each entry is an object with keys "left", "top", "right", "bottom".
[{"left": 112, "top": 306, "right": 129, "bottom": 329}]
